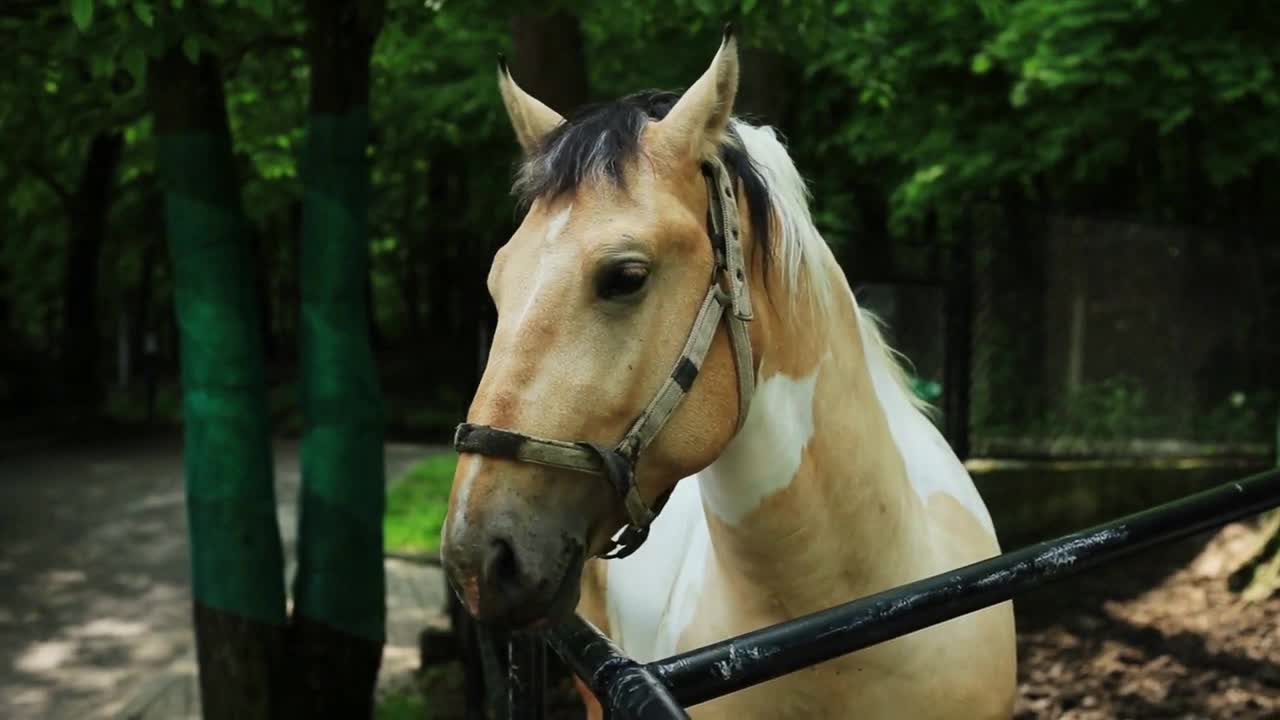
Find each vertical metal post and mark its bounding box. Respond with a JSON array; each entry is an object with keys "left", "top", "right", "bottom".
[{"left": 507, "top": 632, "right": 545, "bottom": 720}]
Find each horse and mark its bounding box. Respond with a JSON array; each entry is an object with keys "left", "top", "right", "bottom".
[{"left": 440, "top": 27, "right": 1017, "bottom": 719}]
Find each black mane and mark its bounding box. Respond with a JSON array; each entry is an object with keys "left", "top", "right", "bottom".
[{"left": 513, "top": 89, "right": 774, "bottom": 262}]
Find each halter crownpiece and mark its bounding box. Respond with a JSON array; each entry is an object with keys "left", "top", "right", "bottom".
[{"left": 453, "top": 156, "right": 756, "bottom": 559}]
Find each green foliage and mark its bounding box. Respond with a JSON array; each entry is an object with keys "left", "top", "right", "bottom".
[
  {"left": 982, "top": 377, "right": 1277, "bottom": 444},
  {"left": 1043, "top": 377, "right": 1165, "bottom": 441},
  {"left": 375, "top": 665, "right": 468, "bottom": 720},
  {"left": 375, "top": 689, "right": 428, "bottom": 720},
  {"left": 1195, "top": 390, "right": 1278, "bottom": 444},
  {"left": 5, "top": 0, "right": 1279, "bottom": 441},
  {"left": 71, "top": 0, "right": 94, "bottom": 31},
  {"left": 384, "top": 454, "right": 457, "bottom": 553},
  {"left": 910, "top": 376, "right": 943, "bottom": 405}
]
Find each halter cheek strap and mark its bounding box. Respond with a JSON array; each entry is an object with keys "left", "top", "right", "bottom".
[{"left": 453, "top": 157, "right": 756, "bottom": 559}]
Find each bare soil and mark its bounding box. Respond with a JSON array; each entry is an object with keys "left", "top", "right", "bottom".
[{"left": 1013, "top": 520, "right": 1280, "bottom": 719}]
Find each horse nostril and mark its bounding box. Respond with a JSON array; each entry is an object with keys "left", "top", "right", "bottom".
[{"left": 484, "top": 536, "right": 524, "bottom": 599}]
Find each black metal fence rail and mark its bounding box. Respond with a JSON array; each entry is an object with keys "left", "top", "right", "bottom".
[
  {"left": 544, "top": 614, "right": 688, "bottom": 719},
  {"left": 509, "top": 466, "right": 1280, "bottom": 719}
]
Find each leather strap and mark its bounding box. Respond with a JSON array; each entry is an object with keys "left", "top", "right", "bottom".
[{"left": 454, "top": 424, "right": 603, "bottom": 475}]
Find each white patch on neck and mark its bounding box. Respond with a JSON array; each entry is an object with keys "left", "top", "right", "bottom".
[
  {"left": 698, "top": 363, "right": 821, "bottom": 525},
  {"left": 855, "top": 309, "right": 996, "bottom": 536}
]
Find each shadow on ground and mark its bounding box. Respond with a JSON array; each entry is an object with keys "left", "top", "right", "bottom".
[{"left": 0, "top": 431, "right": 439, "bottom": 720}]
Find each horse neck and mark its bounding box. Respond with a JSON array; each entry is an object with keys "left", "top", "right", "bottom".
[{"left": 697, "top": 255, "right": 929, "bottom": 616}]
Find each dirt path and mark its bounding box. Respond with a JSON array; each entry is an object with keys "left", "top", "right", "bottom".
[
  {"left": 1013, "top": 520, "right": 1280, "bottom": 719},
  {"left": 0, "top": 432, "right": 445, "bottom": 719}
]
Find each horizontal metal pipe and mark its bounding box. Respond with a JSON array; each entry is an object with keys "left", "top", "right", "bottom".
[
  {"left": 648, "top": 467, "right": 1280, "bottom": 707},
  {"left": 544, "top": 613, "right": 688, "bottom": 720}
]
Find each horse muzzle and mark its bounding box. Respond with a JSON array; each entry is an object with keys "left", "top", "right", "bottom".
[{"left": 441, "top": 502, "right": 587, "bottom": 629}]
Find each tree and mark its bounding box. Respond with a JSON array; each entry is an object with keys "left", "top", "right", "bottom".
[
  {"left": 510, "top": 8, "right": 590, "bottom": 114},
  {"left": 61, "top": 130, "right": 124, "bottom": 405},
  {"left": 286, "top": 0, "right": 388, "bottom": 717},
  {"left": 149, "top": 42, "right": 288, "bottom": 719}
]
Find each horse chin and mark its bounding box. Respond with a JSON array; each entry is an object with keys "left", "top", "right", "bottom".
[
  {"left": 487, "top": 543, "right": 586, "bottom": 633},
  {"left": 527, "top": 550, "right": 586, "bottom": 630}
]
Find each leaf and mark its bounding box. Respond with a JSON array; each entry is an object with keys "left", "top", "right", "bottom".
[
  {"left": 122, "top": 47, "right": 147, "bottom": 87},
  {"left": 971, "top": 52, "right": 992, "bottom": 74},
  {"left": 742, "top": 0, "right": 758, "bottom": 15},
  {"left": 91, "top": 53, "right": 114, "bottom": 78},
  {"left": 133, "top": 0, "right": 154, "bottom": 26},
  {"left": 1158, "top": 106, "right": 1193, "bottom": 135},
  {"left": 182, "top": 35, "right": 200, "bottom": 64},
  {"left": 71, "top": 0, "right": 94, "bottom": 31},
  {"left": 243, "top": 0, "right": 273, "bottom": 17}
]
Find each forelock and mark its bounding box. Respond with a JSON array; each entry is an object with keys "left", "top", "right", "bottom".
[
  {"left": 509, "top": 90, "right": 773, "bottom": 264},
  {"left": 511, "top": 90, "right": 679, "bottom": 207}
]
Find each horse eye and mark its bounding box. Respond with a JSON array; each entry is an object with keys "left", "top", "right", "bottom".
[{"left": 597, "top": 262, "right": 649, "bottom": 300}]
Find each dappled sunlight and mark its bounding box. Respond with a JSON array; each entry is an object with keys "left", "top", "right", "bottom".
[
  {"left": 0, "top": 437, "right": 202, "bottom": 718},
  {"left": 42, "top": 568, "right": 88, "bottom": 590},
  {"left": 15, "top": 640, "right": 77, "bottom": 673},
  {"left": 71, "top": 617, "right": 150, "bottom": 640},
  {"left": 0, "top": 435, "right": 442, "bottom": 718}
]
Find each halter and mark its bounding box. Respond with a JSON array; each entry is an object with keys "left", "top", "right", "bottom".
[{"left": 453, "top": 157, "right": 756, "bottom": 559}]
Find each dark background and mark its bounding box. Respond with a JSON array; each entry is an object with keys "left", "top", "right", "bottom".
[{"left": 4, "top": 0, "right": 1277, "bottom": 454}]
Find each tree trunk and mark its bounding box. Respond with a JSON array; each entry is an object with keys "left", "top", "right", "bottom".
[
  {"left": 843, "top": 178, "right": 895, "bottom": 282},
  {"left": 509, "top": 9, "right": 590, "bottom": 115},
  {"left": 249, "top": 223, "right": 277, "bottom": 363},
  {"left": 289, "top": 0, "right": 387, "bottom": 717},
  {"left": 399, "top": 168, "right": 422, "bottom": 337},
  {"left": 131, "top": 237, "right": 159, "bottom": 379},
  {"left": 0, "top": 222, "right": 10, "bottom": 346},
  {"left": 62, "top": 130, "right": 124, "bottom": 406},
  {"left": 424, "top": 150, "right": 460, "bottom": 357},
  {"left": 148, "top": 46, "right": 287, "bottom": 720},
  {"left": 735, "top": 46, "right": 800, "bottom": 132},
  {"left": 130, "top": 185, "right": 164, "bottom": 369}
]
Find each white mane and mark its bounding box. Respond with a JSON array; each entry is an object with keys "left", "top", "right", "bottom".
[
  {"left": 729, "top": 119, "right": 835, "bottom": 318},
  {"left": 730, "top": 119, "right": 933, "bottom": 415}
]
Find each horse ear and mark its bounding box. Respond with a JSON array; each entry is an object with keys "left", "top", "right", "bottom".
[
  {"left": 652, "top": 25, "right": 740, "bottom": 162},
  {"left": 497, "top": 54, "right": 565, "bottom": 155}
]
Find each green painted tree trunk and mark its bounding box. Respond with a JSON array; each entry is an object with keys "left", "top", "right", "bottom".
[
  {"left": 284, "top": 1, "right": 388, "bottom": 716},
  {"left": 148, "top": 47, "right": 288, "bottom": 720},
  {"left": 62, "top": 131, "right": 124, "bottom": 407}
]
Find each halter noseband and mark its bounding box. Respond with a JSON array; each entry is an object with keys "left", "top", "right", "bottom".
[{"left": 453, "top": 158, "right": 756, "bottom": 559}]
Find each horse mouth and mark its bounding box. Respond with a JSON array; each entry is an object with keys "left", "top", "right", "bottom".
[
  {"left": 446, "top": 539, "right": 586, "bottom": 631},
  {"left": 516, "top": 543, "right": 586, "bottom": 630}
]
